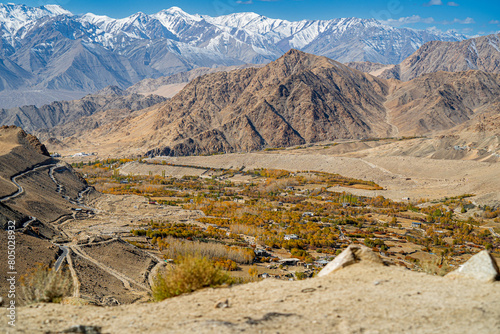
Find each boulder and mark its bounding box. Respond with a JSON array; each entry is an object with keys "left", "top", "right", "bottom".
[
  {"left": 446, "top": 250, "right": 499, "bottom": 282},
  {"left": 318, "top": 244, "right": 383, "bottom": 277}
]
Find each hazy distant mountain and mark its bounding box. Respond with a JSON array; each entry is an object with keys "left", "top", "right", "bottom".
[
  {"left": 0, "top": 3, "right": 465, "bottom": 107},
  {"left": 0, "top": 89, "right": 166, "bottom": 134},
  {"left": 347, "top": 33, "right": 500, "bottom": 81}
]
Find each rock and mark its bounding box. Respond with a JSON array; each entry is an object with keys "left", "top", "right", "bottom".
[
  {"left": 318, "top": 245, "right": 383, "bottom": 277},
  {"left": 446, "top": 251, "right": 499, "bottom": 282},
  {"left": 214, "top": 299, "right": 229, "bottom": 309},
  {"left": 0, "top": 296, "right": 3, "bottom": 306},
  {"left": 100, "top": 296, "right": 120, "bottom": 306},
  {"left": 62, "top": 325, "right": 102, "bottom": 334}
]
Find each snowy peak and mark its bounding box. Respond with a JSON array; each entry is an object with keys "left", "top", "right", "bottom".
[
  {"left": 0, "top": 3, "right": 71, "bottom": 37},
  {"left": 0, "top": 3, "right": 71, "bottom": 22},
  {"left": 162, "top": 6, "right": 202, "bottom": 20},
  {"left": 0, "top": 2, "right": 473, "bottom": 105},
  {"left": 153, "top": 6, "right": 203, "bottom": 25},
  {"left": 41, "top": 4, "right": 72, "bottom": 16}
]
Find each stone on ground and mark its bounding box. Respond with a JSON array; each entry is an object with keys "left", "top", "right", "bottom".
[
  {"left": 318, "top": 244, "right": 383, "bottom": 277},
  {"left": 446, "top": 250, "right": 500, "bottom": 282}
]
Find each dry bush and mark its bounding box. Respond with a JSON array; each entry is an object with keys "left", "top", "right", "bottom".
[
  {"left": 20, "top": 264, "right": 73, "bottom": 304},
  {"left": 420, "top": 259, "right": 452, "bottom": 276},
  {"left": 229, "top": 224, "right": 265, "bottom": 237},
  {"left": 152, "top": 255, "right": 234, "bottom": 301},
  {"left": 161, "top": 236, "right": 254, "bottom": 264},
  {"left": 234, "top": 206, "right": 260, "bottom": 218}
]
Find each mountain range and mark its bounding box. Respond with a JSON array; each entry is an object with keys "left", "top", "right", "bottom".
[
  {"left": 0, "top": 3, "right": 466, "bottom": 108},
  {"left": 39, "top": 49, "right": 499, "bottom": 158}
]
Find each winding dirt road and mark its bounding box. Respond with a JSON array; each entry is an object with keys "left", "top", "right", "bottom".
[{"left": 0, "top": 163, "right": 57, "bottom": 202}]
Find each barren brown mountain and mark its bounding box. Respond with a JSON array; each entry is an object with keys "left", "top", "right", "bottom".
[
  {"left": 386, "top": 70, "right": 500, "bottom": 134},
  {"left": 48, "top": 49, "right": 500, "bottom": 157},
  {"left": 145, "top": 49, "right": 391, "bottom": 156},
  {"left": 347, "top": 33, "right": 500, "bottom": 81}
]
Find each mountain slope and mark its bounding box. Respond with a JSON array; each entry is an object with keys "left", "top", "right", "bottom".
[
  {"left": 385, "top": 70, "right": 500, "bottom": 134},
  {"left": 144, "top": 49, "right": 390, "bottom": 155},
  {"left": 47, "top": 50, "right": 390, "bottom": 156}
]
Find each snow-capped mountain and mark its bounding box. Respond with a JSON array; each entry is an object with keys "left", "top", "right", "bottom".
[{"left": 0, "top": 3, "right": 466, "bottom": 107}]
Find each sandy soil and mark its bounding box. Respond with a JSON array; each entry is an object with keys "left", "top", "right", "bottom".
[
  {"left": 147, "top": 151, "right": 500, "bottom": 206},
  {"left": 144, "top": 83, "right": 188, "bottom": 98},
  {"left": 3, "top": 262, "right": 499, "bottom": 334},
  {"left": 70, "top": 249, "right": 141, "bottom": 305},
  {"left": 60, "top": 194, "right": 205, "bottom": 239},
  {"left": 120, "top": 162, "right": 210, "bottom": 178}
]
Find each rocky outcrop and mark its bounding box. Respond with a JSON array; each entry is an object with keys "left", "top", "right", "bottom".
[
  {"left": 318, "top": 244, "right": 384, "bottom": 277},
  {"left": 447, "top": 250, "right": 500, "bottom": 282},
  {"left": 17, "top": 128, "right": 50, "bottom": 156}
]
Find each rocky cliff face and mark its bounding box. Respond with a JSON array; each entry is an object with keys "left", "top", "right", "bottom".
[{"left": 386, "top": 70, "right": 500, "bottom": 134}]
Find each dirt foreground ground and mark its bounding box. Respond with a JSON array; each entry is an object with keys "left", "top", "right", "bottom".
[{"left": 2, "top": 262, "right": 499, "bottom": 334}]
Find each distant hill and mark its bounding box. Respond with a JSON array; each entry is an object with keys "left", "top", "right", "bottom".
[
  {"left": 347, "top": 34, "right": 500, "bottom": 81},
  {"left": 0, "top": 90, "right": 166, "bottom": 134}
]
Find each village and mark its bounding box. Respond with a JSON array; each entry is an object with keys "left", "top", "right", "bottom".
[{"left": 71, "top": 158, "right": 500, "bottom": 281}]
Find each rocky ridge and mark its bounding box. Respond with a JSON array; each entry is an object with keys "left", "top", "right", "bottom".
[{"left": 0, "top": 90, "right": 166, "bottom": 135}]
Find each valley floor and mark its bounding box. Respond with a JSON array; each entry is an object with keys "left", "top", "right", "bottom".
[{"left": 147, "top": 149, "right": 500, "bottom": 206}]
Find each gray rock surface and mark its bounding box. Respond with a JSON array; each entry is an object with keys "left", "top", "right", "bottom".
[
  {"left": 318, "top": 244, "right": 383, "bottom": 277},
  {"left": 446, "top": 250, "right": 500, "bottom": 282}
]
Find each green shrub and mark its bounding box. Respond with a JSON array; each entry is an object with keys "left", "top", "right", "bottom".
[
  {"left": 20, "top": 264, "right": 73, "bottom": 304},
  {"left": 152, "top": 256, "right": 234, "bottom": 301},
  {"left": 295, "top": 272, "right": 306, "bottom": 280}
]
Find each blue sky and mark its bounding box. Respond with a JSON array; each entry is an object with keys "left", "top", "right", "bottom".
[{"left": 10, "top": 0, "right": 500, "bottom": 36}]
